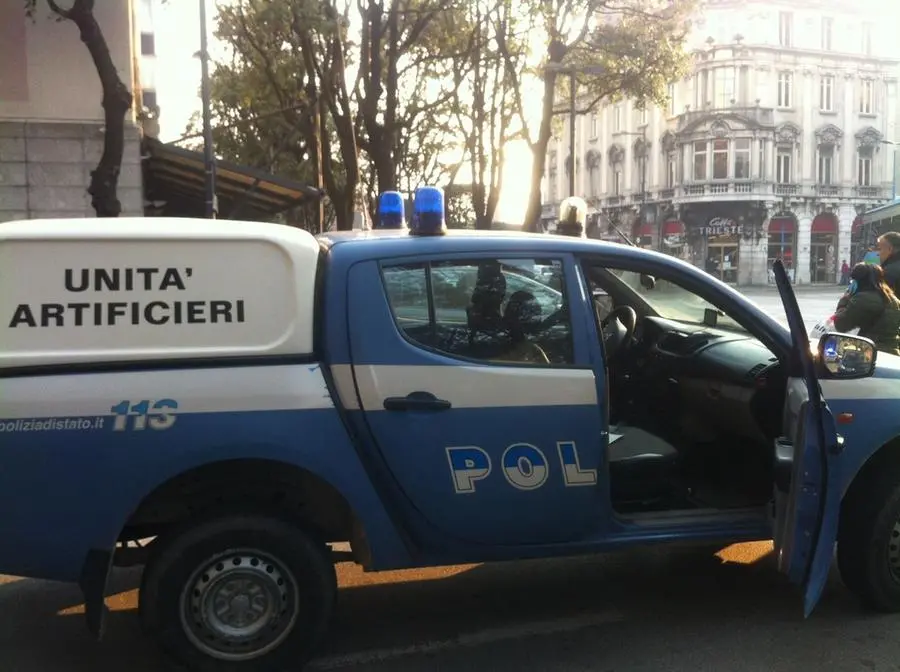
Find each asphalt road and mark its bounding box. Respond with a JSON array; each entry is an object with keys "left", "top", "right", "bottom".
[
  {"left": 1, "top": 287, "right": 868, "bottom": 672},
  {"left": 3, "top": 542, "right": 900, "bottom": 672}
]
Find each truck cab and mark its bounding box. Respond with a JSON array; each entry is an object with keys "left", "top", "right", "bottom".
[{"left": 0, "top": 213, "right": 890, "bottom": 672}]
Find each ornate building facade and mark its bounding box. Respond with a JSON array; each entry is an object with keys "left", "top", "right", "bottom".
[{"left": 541, "top": 0, "right": 900, "bottom": 284}]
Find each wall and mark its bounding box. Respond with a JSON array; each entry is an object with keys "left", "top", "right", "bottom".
[
  {"left": 0, "top": 0, "right": 136, "bottom": 123},
  {"left": 0, "top": 0, "right": 143, "bottom": 221}
]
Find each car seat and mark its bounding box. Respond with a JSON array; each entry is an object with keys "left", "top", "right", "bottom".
[
  {"left": 500, "top": 290, "right": 550, "bottom": 364},
  {"left": 607, "top": 424, "right": 681, "bottom": 510},
  {"left": 467, "top": 262, "right": 507, "bottom": 348}
]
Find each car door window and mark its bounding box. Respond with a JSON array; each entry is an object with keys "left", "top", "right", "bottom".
[{"left": 381, "top": 258, "right": 574, "bottom": 365}]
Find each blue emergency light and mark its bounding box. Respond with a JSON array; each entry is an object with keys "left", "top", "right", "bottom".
[
  {"left": 410, "top": 186, "right": 446, "bottom": 236},
  {"left": 376, "top": 191, "right": 406, "bottom": 229}
]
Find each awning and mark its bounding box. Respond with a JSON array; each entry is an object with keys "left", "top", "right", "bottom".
[
  {"left": 811, "top": 213, "right": 838, "bottom": 234},
  {"left": 142, "top": 137, "right": 323, "bottom": 219},
  {"left": 862, "top": 198, "right": 900, "bottom": 226},
  {"left": 768, "top": 216, "right": 796, "bottom": 234},
  {"left": 662, "top": 220, "right": 684, "bottom": 236},
  {"left": 636, "top": 223, "right": 655, "bottom": 237}
]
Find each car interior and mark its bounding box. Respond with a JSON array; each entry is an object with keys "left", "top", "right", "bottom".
[{"left": 584, "top": 263, "right": 788, "bottom": 516}]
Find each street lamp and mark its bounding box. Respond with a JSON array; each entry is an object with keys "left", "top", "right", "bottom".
[
  {"left": 197, "top": 0, "right": 217, "bottom": 218},
  {"left": 544, "top": 63, "right": 607, "bottom": 198}
]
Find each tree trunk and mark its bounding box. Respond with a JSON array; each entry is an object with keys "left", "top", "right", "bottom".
[
  {"left": 522, "top": 70, "right": 558, "bottom": 232},
  {"left": 51, "top": 0, "right": 133, "bottom": 218}
]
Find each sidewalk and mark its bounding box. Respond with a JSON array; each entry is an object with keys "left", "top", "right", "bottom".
[{"left": 732, "top": 284, "right": 845, "bottom": 295}]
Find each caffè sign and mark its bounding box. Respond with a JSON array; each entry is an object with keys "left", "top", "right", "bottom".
[{"left": 701, "top": 216, "right": 741, "bottom": 236}]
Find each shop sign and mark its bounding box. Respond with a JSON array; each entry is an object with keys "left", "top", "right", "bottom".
[
  {"left": 663, "top": 233, "right": 685, "bottom": 248},
  {"left": 700, "top": 217, "right": 741, "bottom": 237}
]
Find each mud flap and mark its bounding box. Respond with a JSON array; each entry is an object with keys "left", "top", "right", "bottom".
[{"left": 78, "top": 547, "right": 114, "bottom": 640}]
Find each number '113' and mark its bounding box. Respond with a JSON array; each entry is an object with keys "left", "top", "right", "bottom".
[{"left": 110, "top": 399, "right": 178, "bottom": 431}]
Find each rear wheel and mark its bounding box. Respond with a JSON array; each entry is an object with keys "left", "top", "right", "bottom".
[
  {"left": 139, "top": 512, "right": 337, "bottom": 671},
  {"left": 837, "top": 476, "right": 900, "bottom": 612}
]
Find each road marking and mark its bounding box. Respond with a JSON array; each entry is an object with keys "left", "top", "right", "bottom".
[{"left": 307, "top": 610, "right": 625, "bottom": 670}]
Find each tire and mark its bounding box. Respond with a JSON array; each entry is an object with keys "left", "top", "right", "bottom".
[
  {"left": 837, "top": 475, "right": 900, "bottom": 612},
  {"left": 139, "top": 512, "right": 337, "bottom": 672}
]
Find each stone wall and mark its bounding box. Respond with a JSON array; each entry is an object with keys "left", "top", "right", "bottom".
[{"left": 0, "top": 120, "right": 143, "bottom": 222}]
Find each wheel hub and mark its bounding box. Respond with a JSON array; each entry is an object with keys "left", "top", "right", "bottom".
[{"left": 180, "top": 550, "right": 299, "bottom": 661}]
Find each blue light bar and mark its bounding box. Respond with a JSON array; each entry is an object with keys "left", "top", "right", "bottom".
[
  {"left": 411, "top": 186, "right": 446, "bottom": 236},
  {"left": 376, "top": 191, "right": 406, "bottom": 229}
]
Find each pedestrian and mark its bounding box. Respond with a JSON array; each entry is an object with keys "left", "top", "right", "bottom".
[
  {"left": 833, "top": 262, "right": 900, "bottom": 356},
  {"left": 876, "top": 231, "right": 900, "bottom": 294},
  {"left": 840, "top": 259, "right": 850, "bottom": 285}
]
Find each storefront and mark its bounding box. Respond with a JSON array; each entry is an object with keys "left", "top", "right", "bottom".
[
  {"left": 767, "top": 215, "right": 796, "bottom": 283},
  {"left": 634, "top": 222, "right": 655, "bottom": 249},
  {"left": 660, "top": 219, "right": 686, "bottom": 258},
  {"left": 700, "top": 217, "right": 740, "bottom": 283},
  {"left": 809, "top": 212, "right": 838, "bottom": 284}
]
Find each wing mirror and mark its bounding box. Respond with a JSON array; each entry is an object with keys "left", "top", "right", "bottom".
[
  {"left": 818, "top": 333, "right": 877, "bottom": 379},
  {"left": 639, "top": 274, "right": 656, "bottom": 290}
]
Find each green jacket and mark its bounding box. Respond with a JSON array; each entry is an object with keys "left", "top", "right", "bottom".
[{"left": 834, "top": 290, "right": 900, "bottom": 355}]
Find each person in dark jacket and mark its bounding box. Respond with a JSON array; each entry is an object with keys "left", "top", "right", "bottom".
[
  {"left": 833, "top": 262, "right": 900, "bottom": 356},
  {"left": 877, "top": 231, "right": 900, "bottom": 294}
]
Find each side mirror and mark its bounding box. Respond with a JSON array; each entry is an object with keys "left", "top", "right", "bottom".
[
  {"left": 640, "top": 274, "right": 656, "bottom": 290},
  {"left": 818, "top": 333, "right": 877, "bottom": 379}
]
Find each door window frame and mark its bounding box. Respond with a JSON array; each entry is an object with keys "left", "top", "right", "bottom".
[
  {"left": 376, "top": 251, "right": 596, "bottom": 369},
  {"left": 576, "top": 252, "right": 793, "bottom": 365}
]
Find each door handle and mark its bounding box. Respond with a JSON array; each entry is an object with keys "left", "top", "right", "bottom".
[{"left": 383, "top": 391, "right": 452, "bottom": 412}]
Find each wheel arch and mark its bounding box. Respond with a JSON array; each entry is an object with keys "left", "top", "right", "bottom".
[{"left": 841, "top": 435, "right": 900, "bottom": 517}]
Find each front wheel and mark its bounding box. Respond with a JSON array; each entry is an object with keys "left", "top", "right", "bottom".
[
  {"left": 837, "top": 476, "right": 900, "bottom": 612},
  {"left": 139, "top": 513, "right": 337, "bottom": 671}
]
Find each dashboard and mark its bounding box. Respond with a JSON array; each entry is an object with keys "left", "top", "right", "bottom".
[{"left": 623, "top": 316, "right": 785, "bottom": 443}]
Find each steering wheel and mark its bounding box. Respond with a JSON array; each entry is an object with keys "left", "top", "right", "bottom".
[{"left": 600, "top": 305, "right": 638, "bottom": 360}]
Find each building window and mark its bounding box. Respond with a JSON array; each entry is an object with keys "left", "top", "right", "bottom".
[
  {"left": 779, "top": 11, "right": 793, "bottom": 47},
  {"left": 862, "top": 22, "right": 873, "bottom": 56},
  {"left": 382, "top": 260, "right": 573, "bottom": 366},
  {"left": 613, "top": 106, "right": 622, "bottom": 132},
  {"left": 712, "top": 139, "right": 729, "bottom": 179},
  {"left": 776, "top": 150, "right": 792, "bottom": 183},
  {"left": 639, "top": 107, "right": 648, "bottom": 125},
  {"left": 590, "top": 114, "right": 598, "bottom": 138},
  {"left": 777, "top": 72, "right": 793, "bottom": 108},
  {"left": 734, "top": 138, "right": 751, "bottom": 179},
  {"left": 693, "top": 141, "right": 707, "bottom": 181},
  {"left": 141, "top": 89, "right": 158, "bottom": 110},
  {"left": 667, "top": 158, "right": 676, "bottom": 188},
  {"left": 822, "top": 17, "right": 833, "bottom": 50},
  {"left": 613, "top": 170, "right": 622, "bottom": 195},
  {"left": 858, "top": 156, "right": 872, "bottom": 186},
  {"left": 820, "top": 75, "right": 834, "bottom": 112},
  {"left": 667, "top": 83, "right": 675, "bottom": 115},
  {"left": 140, "top": 32, "right": 155, "bottom": 56},
  {"left": 818, "top": 149, "right": 833, "bottom": 184},
  {"left": 714, "top": 68, "right": 735, "bottom": 109},
  {"left": 860, "top": 79, "right": 875, "bottom": 114}
]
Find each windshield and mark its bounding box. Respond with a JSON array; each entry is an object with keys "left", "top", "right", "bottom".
[{"left": 614, "top": 270, "right": 747, "bottom": 333}]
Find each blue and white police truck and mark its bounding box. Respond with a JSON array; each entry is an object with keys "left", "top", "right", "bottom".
[{"left": 1, "top": 186, "right": 900, "bottom": 671}]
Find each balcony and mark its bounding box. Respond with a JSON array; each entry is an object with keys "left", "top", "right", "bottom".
[
  {"left": 855, "top": 186, "right": 885, "bottom": 199},
  {"left": 773, "top": 183, "right": 800, "bottom": 197},
  {"left": 674, "top": 106, "right": 775, "bottom": 134},
  {"left": 607, "top": 195, "right": 625, "bottom": 206},
  {"left": 816, "top": 185, "right": 840, "bottom": 197}
]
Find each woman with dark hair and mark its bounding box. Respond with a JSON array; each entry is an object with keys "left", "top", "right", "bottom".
[{"left": 833, "top": 263, "right": 900, "bottom": 355}]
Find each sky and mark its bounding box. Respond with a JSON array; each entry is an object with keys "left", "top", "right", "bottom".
[{"left": 152, "top": 1, "right": 534, "bottom": 222}]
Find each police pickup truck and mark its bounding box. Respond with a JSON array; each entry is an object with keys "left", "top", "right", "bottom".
[{"left": 1, "top": 189, "right": 899, "bottom": 671}]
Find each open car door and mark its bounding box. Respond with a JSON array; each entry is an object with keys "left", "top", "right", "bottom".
[{"left": 771, "top": 259, "right": 842, "bottom": 617}]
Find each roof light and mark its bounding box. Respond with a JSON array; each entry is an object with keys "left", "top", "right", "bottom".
[
  {"left": 376, "top": 190, "right": 407, "bottom": 229},
  {"left": 410, "top": 186, "right": 447, "bottom": 236},
  {"left": 557, "top": 196, "right": 587, "bottom": 238}
]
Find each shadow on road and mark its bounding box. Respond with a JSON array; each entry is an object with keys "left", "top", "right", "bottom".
[{"left": 0, "top": 542, "right": 887, "bottom": 671}]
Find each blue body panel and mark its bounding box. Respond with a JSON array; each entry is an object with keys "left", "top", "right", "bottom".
[
  {"left": 0, "top": 402, "right": 408, "bottom": 580},
  {"left": 0, "top": 229, "right": 896, "bottom": 587}
]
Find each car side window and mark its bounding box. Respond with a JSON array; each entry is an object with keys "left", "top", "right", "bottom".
[{"left": 381, "top": 258, "right": 574, "bottom": 366}]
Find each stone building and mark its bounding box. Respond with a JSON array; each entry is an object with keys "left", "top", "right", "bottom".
[
  {"left": 0, "top": 0, "right": 144, "bottom": 221},
  {"left": 542, "top": 0, "right": 900, "bottom": 284}
]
